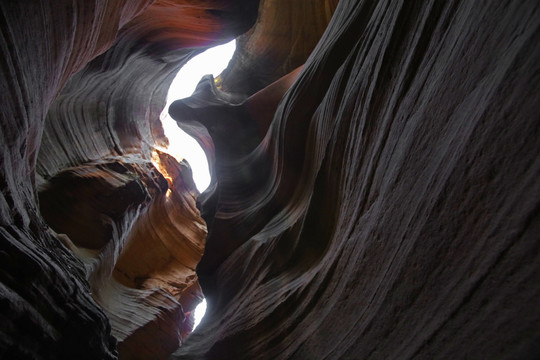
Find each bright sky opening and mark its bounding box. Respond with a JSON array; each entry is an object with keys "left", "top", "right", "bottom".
[
  {"left": 159, "top": 39, "right": 236, "bottom": 192},
  {"left": 192, "top": 298, "right": 207, "bottom": 331},
  {"left": 159, "top": 40, "right": 235, "bottom": 331}
]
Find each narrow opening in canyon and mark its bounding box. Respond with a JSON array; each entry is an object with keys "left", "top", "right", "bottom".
[
  {"left": 159, "top": 39, "right": 236, "bottom": 331},
  {"left": 159, "top": 39, "right": 236, "bottom": 193}
]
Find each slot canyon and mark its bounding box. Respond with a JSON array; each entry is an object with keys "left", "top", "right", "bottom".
[{"left": 1, "top": 0, "right": 539, "bottom": 359}]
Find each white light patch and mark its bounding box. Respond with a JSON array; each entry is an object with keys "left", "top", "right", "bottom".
[
  {"left": 192, "top": 298, "right": 207, "bottom": 330},
  {"left": 160, "top": 40, "right": 236, "bottom": 192}
]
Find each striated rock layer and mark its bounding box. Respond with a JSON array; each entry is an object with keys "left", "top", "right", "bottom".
[
  {"left": 33, "top": 2, "right": 258, "bottom": 355},
  {"left": 217, "top": 0, "right": 339, "bottom": 97},
  {"left": 171, "top": 0, "right": 540, "bottom": 359},
  {"left": 1, "top": 0, "right": 540, "bottom": 359},
  {"left": 1, "top": 0, "right": 258, "bottom": 359},
  {"left": 38, "top": 151, "right": 206, "bottom": 359},
  {"left": 1, "top": 1, "right": 153, "bottom": 358}
]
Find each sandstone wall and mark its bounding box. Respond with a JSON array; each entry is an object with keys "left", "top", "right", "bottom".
[
  {"left": 1, "top": 0, "right": 539, "bottom": 359},
  {"left": 172, "top": 1, "right": 540, "bottom": 359}
]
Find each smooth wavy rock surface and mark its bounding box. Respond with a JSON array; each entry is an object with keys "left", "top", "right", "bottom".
[
  {"left": 217, "top": 0, "right": 339, "bottom": 96},
  {"left": 1, "top": 0, "right": 256, "bottom": 359},
  {"left": 38, "top": 152, "right": 206, "bottom": 359},
  {"left": 1, "top": 1, "right": 153, "bottom": 358},
  {"left": 1, "top": 0, "right": 540, "bottom": 359},
  {"left": 171, "top": 1, "right": 540, "bottom": 359}
]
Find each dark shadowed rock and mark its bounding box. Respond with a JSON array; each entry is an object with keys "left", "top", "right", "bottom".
[{"left": 1, "top": 0, "right": 539, "bottom": 359}]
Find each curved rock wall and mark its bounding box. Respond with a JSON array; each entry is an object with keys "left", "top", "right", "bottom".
[
  {"left": 171, "top": 0, "right": 540, "bottom": 359},
  {"left": 37, "top": 152, "right": 206, "bottom": 359},
  {"left": 0, "top": 1, "right": 153, "bottom": 358},
  {"left": 37, "top": 0, "right": 260, "bottom": 180},
  {"left": 1, "top": 0, "right": 539, "bottom": 359},
  {"left": 217, "top": 0, "right": 339, "bottom": 96},
  {"left": 1, "top": 0, "right": 258, "bottom": 359}
]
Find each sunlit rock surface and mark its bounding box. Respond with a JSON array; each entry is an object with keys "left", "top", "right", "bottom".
[
  {"left": 0, "top": 0, "right": 256, "bottom": 359},
  {"left": 38, "top": 152, "right": 206, "bottom": 359},
  {"left": 1, "top": 0, "right": 540, "bottom": 360}
]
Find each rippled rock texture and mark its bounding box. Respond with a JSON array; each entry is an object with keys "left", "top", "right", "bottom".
[
  {"left": 171, "top": 1, "right": 540, "bottom": 359},
  {"left": 1, "top": 0, "right": 540, "bottom": 359},
  {"left": 1, "top": 1, "right": 257, "bottom": 359},
  {"left": 38, "top": 152, "right": 206, "bottom": 359}
]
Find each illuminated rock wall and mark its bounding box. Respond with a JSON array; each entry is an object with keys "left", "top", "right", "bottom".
[
  {"left": 38, "top": 152, "right": 206, "bottom": 359},
  {"left": 1, "top": 0, "right": 539, "bottom": 359},
  {"left": 0, "top": 1, "right": 257, "bottom": 359}
]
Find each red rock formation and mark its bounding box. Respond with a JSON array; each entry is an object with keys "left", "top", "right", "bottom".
[
  {"left": 111, "top": 151, "right": 206, "bottom": 357},
  {"left": 38, "top": 151, "right": 206, "bottom": 359},
  {"left": 1, "top": 0, "right": 540, "bottom": 359},
  {"left": 1, "top": 0, "right": 257, "bottom": 359}
]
